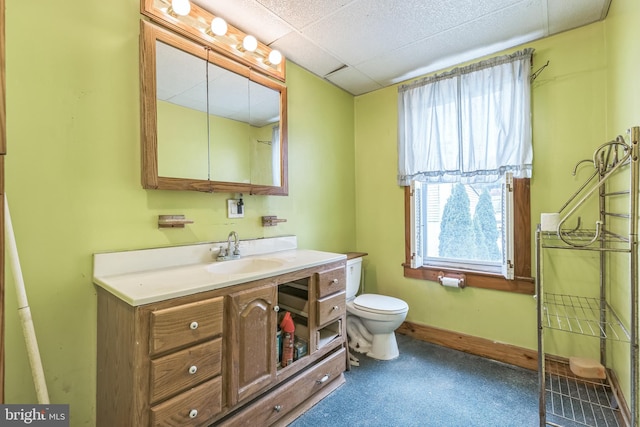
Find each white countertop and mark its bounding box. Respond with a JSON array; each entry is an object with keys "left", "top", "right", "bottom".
[{"left": 93, "top": 237, "right": 346, "bottom": 306}]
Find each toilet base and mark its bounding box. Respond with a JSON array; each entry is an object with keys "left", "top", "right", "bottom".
[{"left": 366, "top": 332, "right": 399, "bottom": 360}]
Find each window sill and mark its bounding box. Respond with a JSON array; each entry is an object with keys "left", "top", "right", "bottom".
[{"left": 402, "top": 264, "right": 534, "bottom": 295}]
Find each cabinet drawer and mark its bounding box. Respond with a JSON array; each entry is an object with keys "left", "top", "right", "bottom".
[
  {"left": 219, "top": 348, "right": 346, "bottom": 426},
  {"left": 150, "top": 296, "right": 223, "bottom": 355},
  {"left": 150, "top": 338, "right": 222, "bottom": 404},
  {"left": 150, "top": 376, "right": 222, "bottom": 427},
  {"left": 317, "top": 292, "right": 346, "bottom": 326},
  {"left": 316, "top": 266, "right": 346, "bottom": 299}
]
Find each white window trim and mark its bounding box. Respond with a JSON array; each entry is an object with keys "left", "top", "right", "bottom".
[
  {"left": 409, "top": 173, "right": 514, "bottom": 279},
  {"left": 410, "top": 180, "right": 424, "bottom": 269},
  {"left": 501, "top": 172, "right": 515, "bottom": 280}
]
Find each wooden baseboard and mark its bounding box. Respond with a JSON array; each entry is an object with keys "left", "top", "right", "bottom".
[{"left": 396, "top": 321, "right": 538, "bottom": 371}]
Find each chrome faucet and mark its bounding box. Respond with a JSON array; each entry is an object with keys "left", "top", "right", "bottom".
[
  {"left": 214, "top": 231, "right": 240, "bottom": 261},
  {"left": 227, "top": 231, "right": 240, "bottom": 257}
]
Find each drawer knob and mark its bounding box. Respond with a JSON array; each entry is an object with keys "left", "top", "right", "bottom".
[
  {"left": 190, "top": 321, "right": 199, "bottom": 330},
  {"left": 274, "top": 305, "right": 280, "bottom": 312},
  {"left": 333, "top": 305, "right": 340, "bottom": 311},
  {"left": 316, "top": 374, "right": 330, "bottom": 384},
  {"left": 189, "top": 409, "right": 198, "bottom": 419},
  {"left": 188, "top": 365, "right": 198, "bottom": 375},
  {"left": 330, "top": 278, "right": 338, "bottom": 284},
  {"left": 274, "top": 405, "right": 282, "bottom": 413}
]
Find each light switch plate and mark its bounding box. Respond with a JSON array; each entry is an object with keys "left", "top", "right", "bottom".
[{"left": 227, "top": 199, "right": 244, "bottom": 218}]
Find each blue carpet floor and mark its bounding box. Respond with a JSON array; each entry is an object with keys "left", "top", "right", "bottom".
[{"left": 290, "top": 333, "right": 540, "bottom": 427}]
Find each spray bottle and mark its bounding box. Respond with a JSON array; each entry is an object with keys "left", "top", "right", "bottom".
[{"left": 280, "top": 312, "right": 295, "bottom": 367}]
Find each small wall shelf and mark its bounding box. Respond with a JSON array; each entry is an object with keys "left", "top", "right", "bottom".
[
  {"left": 158, "top": 215, "right": 194, "bottom": 228},
  {"left": 262, "top": 216, "right": 287, "bottom": 227}
]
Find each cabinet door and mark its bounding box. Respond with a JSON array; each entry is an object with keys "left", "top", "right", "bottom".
[{"left": 228, "top": 283, "right": 277, "bottom": 406}]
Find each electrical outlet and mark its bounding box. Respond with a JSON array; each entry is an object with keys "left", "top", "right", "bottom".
[{"left": 227, "top": 199, "right": 244, "bottom": 218}]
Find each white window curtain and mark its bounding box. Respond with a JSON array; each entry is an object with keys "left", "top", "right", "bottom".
[{"left": 398, "top": 48, "right": 534, "bottom": 186}]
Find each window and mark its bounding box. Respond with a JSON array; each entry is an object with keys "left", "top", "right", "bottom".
[
  {"left": 398, "top": 49, "right": 534, "bottom": 293},
  {"left": 404, "top": 179, "right": 532, "bottom": 293},
  {"left": 411, "top": 176, "right": 513, "bottom": 278}
]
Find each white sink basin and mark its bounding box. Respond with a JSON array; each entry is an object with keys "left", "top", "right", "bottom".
[
  {"left": 206, "top": 257, "right": 285, "bottom": 275},
  {"left": 94, "top": 244, "right": 347, "bottom": 306}
]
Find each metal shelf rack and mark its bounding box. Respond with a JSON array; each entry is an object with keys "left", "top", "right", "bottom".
[
  {"left": 536, "top": 127, "right": 639, "bottom": 427},
  {"left": 542, "top": 293, "right": 630, "bottom": 342},
  {"left": 545, "top": 357, "right": 625, "bottom": 427}
]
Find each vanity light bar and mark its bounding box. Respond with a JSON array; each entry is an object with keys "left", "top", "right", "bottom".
[{"left": 142, "top": 0, "right": 285, "bottom": 81}]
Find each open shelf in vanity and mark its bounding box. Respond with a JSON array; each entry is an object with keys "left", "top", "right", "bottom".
[
  {"left": 277, "top": 274, "right": 345, "bottom": 369},
  {"left": 278, "top": 280, "right": 311, "bottom": 367}
]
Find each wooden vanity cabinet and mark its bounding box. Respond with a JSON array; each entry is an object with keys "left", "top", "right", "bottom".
[
  {"left": 227, "top": 283, "right": 278, "bottom": 406},
  {"left": 316, "top": 266, "right": 346, "bottom": 327},
  {"left": 96, "top": 291, "right": 224, "bottom": 427},
  {"left": 96, "top": 259, "right": 347, "bottom": 427}
]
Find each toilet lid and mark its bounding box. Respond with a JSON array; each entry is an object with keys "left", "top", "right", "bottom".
[{"left": 353, "top": 294, "right": 408, "bottom": 315}]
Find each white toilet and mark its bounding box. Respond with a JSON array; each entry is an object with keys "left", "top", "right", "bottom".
[{"left": 345, "top": 256, "right": 409, "bottom": 360}]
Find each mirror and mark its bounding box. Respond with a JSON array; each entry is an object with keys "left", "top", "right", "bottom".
[{"left": 140, "top": 21, "right": 288, "bottom": 195}]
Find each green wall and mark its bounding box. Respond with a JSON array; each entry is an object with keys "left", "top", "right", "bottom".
[
  {"left": 5, "top": 0, "right": 640, "bottom": 424},
  {"left": 157, "top": 100, "right": 280, "bottom": 185},
  {"left": 354, "top": 0, "right": 640, "bottom": 408},
  {"left": 157, "top": 101, "right": 209, "bottom": 180},
  {"left": 354, "top": 21, "right": 608, "bottom": 349},
  {"left": 4, "top": 0, "right": 355, "bottom": 424}
]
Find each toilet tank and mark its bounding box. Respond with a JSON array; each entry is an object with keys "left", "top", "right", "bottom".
[{"left": 346, "top": 257, "right": 363, "bottom": 300}]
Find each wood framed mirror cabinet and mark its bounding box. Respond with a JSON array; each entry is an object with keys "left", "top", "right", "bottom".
[{"left": 139, "top": 11, "right": 288, "bottom": 195}]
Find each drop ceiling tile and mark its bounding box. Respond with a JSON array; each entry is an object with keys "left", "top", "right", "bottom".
[
  {"left": 167, "top": 82, "right": 208, "bottom": 113},
  {"left": 256, "top": 0, "right": 357, "bottom": 29},
  {"left": 324, "top": 66, "right": 383, "bottom": 96},
  {"left": 444, "top": 0, "right": 546, "bottom": 54},
  {"left": 270, "top": 31, "right": 345, "bottom": 77},
  {"left": 208, "top": 69, "right": 250, "bottom": 117},
  {"left": 156, "top": 41, "right": 208, "bottom": 104},
  {"left": 357, "top": 0, "right": 546, "bottom": 86},
  {"left": 301, "top": 0, "right": 525, "bottom": 65},
  {"left": 546, "top": 0, "right": 611, "bottom": 34},
  {"left": 178, "top": 0, "right": 610, "bottom": 96}
]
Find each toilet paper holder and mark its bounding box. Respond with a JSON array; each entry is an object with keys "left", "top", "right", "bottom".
[{"left": 437, "top": 272, "right": 466, "bottom": 288}]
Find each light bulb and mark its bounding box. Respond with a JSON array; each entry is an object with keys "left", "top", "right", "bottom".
[
  {"left": 171, "top": 0, "right": 190, "bottom": 16},
  {"left": 242, "top": 35, "right": 258, "bottom": 52},
  {"left": 210, "top": 17, "right": 227, "bottom": 36},
  {"left": 268, "top": 50, "right": 282, "bottom": 65}
]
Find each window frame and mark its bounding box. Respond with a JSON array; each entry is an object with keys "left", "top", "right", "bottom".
[{"left": 403, "top": 178, "right": 534, "bottom": 294}]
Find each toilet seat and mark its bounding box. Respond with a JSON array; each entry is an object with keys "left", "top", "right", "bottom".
[{"left": 353, "top": 294, "right": 408, "bottom": 315}]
